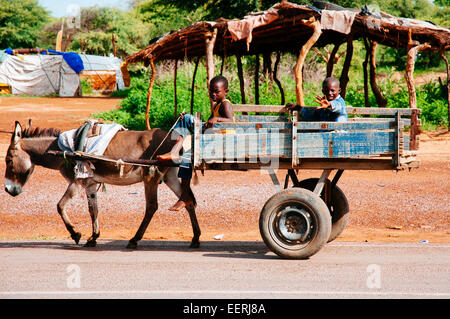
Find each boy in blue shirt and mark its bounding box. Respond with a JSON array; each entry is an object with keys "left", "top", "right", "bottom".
[{"left": 283, "top": 76, "right": 347, "bottom": 122}]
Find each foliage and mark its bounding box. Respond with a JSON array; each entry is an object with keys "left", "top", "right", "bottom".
[
  {"left": 40, "top": 7, "right": 150, "bottom": 58},
  {"left": 0, "top": 0, "right": 50, "bottom": 49}
]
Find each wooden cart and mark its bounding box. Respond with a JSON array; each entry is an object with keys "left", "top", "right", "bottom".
[{"left": 189, "top": 104, "right": 420, "bottom": 259}]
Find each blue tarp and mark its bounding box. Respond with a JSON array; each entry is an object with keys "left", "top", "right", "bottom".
[{"left": 40, "top": 50, "right": 84, "bottom": 73}]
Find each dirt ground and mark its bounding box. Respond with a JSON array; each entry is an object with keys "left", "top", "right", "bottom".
[{"left": 0, "top": 96, "right": 448, "bottom": 244}]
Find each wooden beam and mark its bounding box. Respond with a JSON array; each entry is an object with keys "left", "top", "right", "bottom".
[
  {"left": 339, "top": 34, "right": 353, "bottom": 99},
  {"left": 232, "top": 104, "right": 418, "bottom": 116},
  {"left": 205, "top": 28, "right": 218, "bottom": 110},
  {"left": 145, "top": 57, "right": 156, "bottom": 130},
  {"left": 294, "top": 19, "right": 322, "bottom": 105}
]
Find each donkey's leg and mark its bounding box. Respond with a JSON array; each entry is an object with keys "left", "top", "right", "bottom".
[
  {"left": 84, "top": 183, "right": 100, "bottom": 247},
  {"left": 185, "top": 205, "right": 201, "bottom": 248},
  {"left": 57, "top": 183, "right": 82, "bottom": 244},
  {"left": 164, "top": 167, "right": 201, "bottom": 248},
  {"left": 127, "top": 177, "right": 159, "bottom": 249}
]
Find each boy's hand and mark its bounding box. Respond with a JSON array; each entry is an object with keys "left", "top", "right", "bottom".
[
  {"left": 281, "top": 103, "right": 300, "bottom": 112},
  {"left": 314, "top": 95, "right": 331, "bottom": 109},
  {"left": 205, "top": 117, "right": 218, "bottom": 128},
  {"left": 179, "top": 111, "right": 186, "bottom": 120}
]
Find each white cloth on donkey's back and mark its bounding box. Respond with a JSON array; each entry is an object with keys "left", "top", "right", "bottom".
[
  {"left": 57, "top": 123, "right": 126, "bottom": 179},
  {"left": 57, "top": 123, "right": 125, "bottom": 155}
]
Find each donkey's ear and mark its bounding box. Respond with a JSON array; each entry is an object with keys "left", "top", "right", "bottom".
[{"left": 12, "top": 121, "right": 22, "bottom": 144}]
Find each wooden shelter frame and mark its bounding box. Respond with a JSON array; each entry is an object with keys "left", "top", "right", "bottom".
[{"left": 126, "top": 1, "right": 450, "bottom": 130}]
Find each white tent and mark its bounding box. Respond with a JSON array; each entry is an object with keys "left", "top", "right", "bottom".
[{"left": 0, "top": 54, "right": 80, "bottom": 97}]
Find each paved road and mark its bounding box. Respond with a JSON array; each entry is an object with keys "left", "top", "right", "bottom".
[{"left": 0, "top": 240, "right": 449, "bottom": 300}]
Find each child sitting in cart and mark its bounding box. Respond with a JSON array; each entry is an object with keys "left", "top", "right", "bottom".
[
  {"left": 157, "top": 75, "right": 234, "bottom": 211},
  {"left": 283, "top": 76, "right": 348, "bottom": 122}
]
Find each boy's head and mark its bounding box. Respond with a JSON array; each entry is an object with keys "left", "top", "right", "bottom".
[
  {"left": 209, "top": 75, "right": 229, "bottom": 103},
  {"left": 322, "top": 77, "right": 341, "bottom": 102}
]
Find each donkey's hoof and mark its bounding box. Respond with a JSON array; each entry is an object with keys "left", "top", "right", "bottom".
[
  {"left": 126, "top": 240, "right": 138, "bottom": 249},
  {"left": 189, "top": 240, "right": 200, "bottom": 248},
  {"left": 72, "top": 232, "right": 82, "bottom": 245},
  {"left": 84, "top": 240, "right": 97, "bottom": 248}
]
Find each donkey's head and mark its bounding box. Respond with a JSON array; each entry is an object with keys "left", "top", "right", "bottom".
[{"left": 4, "top": 122, "right": 35, "bottom": 196}]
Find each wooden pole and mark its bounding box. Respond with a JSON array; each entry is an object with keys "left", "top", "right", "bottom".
[
  {"left": 173, "top": 59, "right": 178, "bottom": 119},
  {"left": 236, "top": 54, "right": 246, "bottom": 104},
  {"left": 363, "top": 37, "right": 370, "bottom": 107},
  {"left": 205, "top": 28, "right": 218, "bottom": 111},
  {"left": 255, "top": 54, "right": 260, "bottom": 105},
  {"left": 405, "top": 30, "right": 431, "bottom": 109},
  {"left": 190, "top": 57, "right": 200, "bottom": 114},
  {"left": 326, "top": 43, "right": 342, "bottom": 77},
  {"left": 220, "top": 53, "right": 226, "bottom": 75},
  {"left": 145, "top": 58, "right": 156, "bottom": 130},
  {"left": 273, "top": 51, "right": 285, "bottom": 105},
  {"left": 112, "top": 33, "right": 116, "bottom": 57},
  {"left": 368, "top": 40, "right": 388, "bottom": 107},
  {"left": 294, "top": 19, "right": 322, "bottom": 105},
  {"left": 440, "top": 52, "right": 450, "bottom": 130},
  {"left": 339, "top": 34, "right": 353, "bottom": 99}
]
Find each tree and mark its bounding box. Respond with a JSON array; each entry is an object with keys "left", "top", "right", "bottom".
[
  {"left": 0, "top": 0, "right": 50, "bottom": 49},
  {"left": 40, "top": 7, "right": 151, "bottom": 57}
]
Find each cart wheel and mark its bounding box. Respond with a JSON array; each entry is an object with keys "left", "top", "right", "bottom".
[
  {"left": 259, "top": 188, "right": 331, "bottom": 259},
  {"left": 297, "top": 178, "right": 349, "bottom": 243}
]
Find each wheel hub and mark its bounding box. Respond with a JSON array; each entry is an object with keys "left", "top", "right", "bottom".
[{"left": 278, "top": 206, "right": 312, "bottom": 242}]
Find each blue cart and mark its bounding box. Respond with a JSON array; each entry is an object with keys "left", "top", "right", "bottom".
[{"left": 190, "top": 104, "right": 420, "bottom": 259}]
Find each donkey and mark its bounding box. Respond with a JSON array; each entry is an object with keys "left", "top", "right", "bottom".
[{"left": 4, "top": 121, "right": 201, "bottom": 249}]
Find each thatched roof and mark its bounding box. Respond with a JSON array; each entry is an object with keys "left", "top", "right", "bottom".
[{"left": 126, "top": 1, "right": 450, "bottom": 64}]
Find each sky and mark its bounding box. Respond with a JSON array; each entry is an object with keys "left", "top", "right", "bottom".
[{"left": 38, "top": 0, "right": 129, "bottom": 17}]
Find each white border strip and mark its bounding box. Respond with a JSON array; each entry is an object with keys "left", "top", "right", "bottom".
[{"left": 1, "top": 290, "right": 449, "bottom": 297}]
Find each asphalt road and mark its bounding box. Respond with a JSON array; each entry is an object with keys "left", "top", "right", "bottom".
[{"left": 0, "top": 239, "right": 449, "bottom": 300}]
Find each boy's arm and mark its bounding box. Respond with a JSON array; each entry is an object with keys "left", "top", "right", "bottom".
[
  {"left": 218, "top": 100, "right": 234, "bottom": 122},
  {"left": 205, "top": 100, "right": 234, "bottom": 128},
  {"left": 328, "top": 97, "right": 346, "bottom": 114}
]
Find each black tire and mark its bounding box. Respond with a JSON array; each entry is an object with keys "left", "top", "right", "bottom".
[
  {"left": 259, "top": 188, "right": 331, "bottom": 259},
  {"left": 297, "top": 178, "right": 349, "bottom": 243}
]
